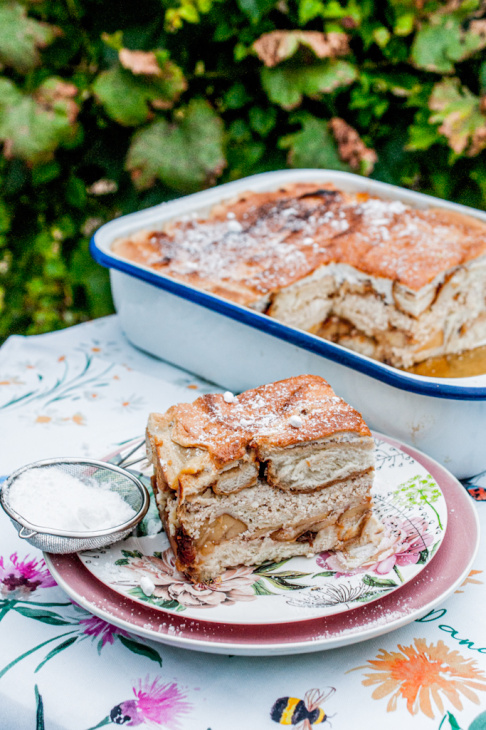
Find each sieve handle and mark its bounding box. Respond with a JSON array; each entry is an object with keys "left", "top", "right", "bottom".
[{"left": 18, "top": 527, "right": 38, "bottom": 539}]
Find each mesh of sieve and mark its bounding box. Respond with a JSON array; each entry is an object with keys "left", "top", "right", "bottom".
[{"left": 0, "top": 458, "right": 150, "bottom": 553}]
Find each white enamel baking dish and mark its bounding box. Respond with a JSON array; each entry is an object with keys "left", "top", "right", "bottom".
[{"left": 91, "top": 170, "right": 486, "bottom": 479}]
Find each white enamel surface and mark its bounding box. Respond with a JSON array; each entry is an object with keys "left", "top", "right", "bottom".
[{"left": 93, "top": 170, "right": 486, "bottom": 478}]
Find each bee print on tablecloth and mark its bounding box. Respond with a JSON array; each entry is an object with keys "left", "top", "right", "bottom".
[{"left": 270, "top": 687, "right": 335, "bottom": 729}]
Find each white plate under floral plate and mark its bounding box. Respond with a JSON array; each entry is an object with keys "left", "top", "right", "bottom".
[
  {"left": 77, "top": 435, "right": 447, "bottom": 625},
  {"left": 45, "top": 436, "right": 477, "bottom": 656}
]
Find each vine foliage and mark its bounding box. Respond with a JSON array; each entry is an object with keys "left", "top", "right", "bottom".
[{"left": 1, "top": 0, "right": 486, "bottom": 339}]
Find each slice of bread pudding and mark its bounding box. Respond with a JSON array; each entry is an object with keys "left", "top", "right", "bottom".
[{"left": 146, "top": 374, "right": 376, "bottom": 583}]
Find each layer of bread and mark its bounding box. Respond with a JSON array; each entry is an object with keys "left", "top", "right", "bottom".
[
  {"left": 146, "top": 375, "right": 375, "bottom": 582},
  {"left": 146, "top": 375, "right": 374, "bottom": 499},
  {"left": 152, "top": 471, "right": 374, "bottom": 582},
  {"left": 113, "top": 183, "right": 486, "bottom": 368}
]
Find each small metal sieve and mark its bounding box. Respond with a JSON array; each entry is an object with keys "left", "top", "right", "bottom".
[{"left": 0, "top": 458, "right": 150, "bottom": 553}]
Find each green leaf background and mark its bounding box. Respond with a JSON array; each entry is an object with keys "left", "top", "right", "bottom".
[{"left": 1, "top": 0, "right": 486, "bottom": 341}]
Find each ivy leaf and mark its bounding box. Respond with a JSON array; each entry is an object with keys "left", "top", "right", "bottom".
[
  {"left": 165, "top": 0, "right": 220, "bottom": 31},
  {"left": 428, "top": 78, "right": 486, "bottom": 157},
  {"left": 0, "top": 2, "right": 58, "bottom": 73},
  {"left": 0, "top": 77, "right": 79, "bottom": 164},
  {"left": 93, "top": 59, "right": 186, "bottom": 127},
  {"left": 297, "top": 0, "right": 362, "bottom": 24},
  {"left": 237, "top": 0, "right": 275, "bottom": 23},
  {"left": 280, "top": 113, "right": 351, "bottom": 170},
  {"left": 126, "top": 98, "right": 226, "bottom": 192},
  {"left": 118, "top": 635, "right": 163, "bottom": 666},
  {"left": 261, "top": 60, "right": 357, "bottom": 110},
  {"left": 248, "top": 106, "right": 277, "bottom": 137},
  {"left": 411, "top": 15, "right": 486, "bottom": 73}
]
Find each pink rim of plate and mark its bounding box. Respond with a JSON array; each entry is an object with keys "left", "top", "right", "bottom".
[{"left": 44, "top": 435, "right": 479, "bottom": 656}]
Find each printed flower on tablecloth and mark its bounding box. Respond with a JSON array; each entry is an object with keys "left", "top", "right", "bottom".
[
  {"left": 25, "top": 408, "right": 87, "bottom": 428},
  {"left": 77, "top": 614, "right": 130, "bottom": 649},
  {"left": 87, "top": 675, "right": 192, "bottom": 729},
  {"left": 0, "top": 375, "right": 25, "bottom": 387},
  {"left": 76, "top": 337, "right": 123, "bottom": 359},
  {"left": 70, "top": 603, "right": 164, "bottom": 661},
  {"left": 0, "top": 600, "right": 163, "bottom": 681},
  {"left": 119, "top": 548, "right": 256, "bottom": 608},
  {"left": 84, "top": 390, "right": 105, "bottom": 402},
  {"left": 455, "top": 569, "right": 483, "bottom": 594},
  {"left": 0, "top": 553, "right": 56, "bottom": 599},
  {"left": 316, "top": 514, "right": 435, "bottom": 578},
  {"left": 351, "top": 638, "right": 486, "bottom": 718},
  {"left": 117, "top": 394, "right": 146, "bottom": 413}
]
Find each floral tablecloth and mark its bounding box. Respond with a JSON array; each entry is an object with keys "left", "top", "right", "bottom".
[{"left": 1, "top": 315, "right": 486, "bottom": 730}]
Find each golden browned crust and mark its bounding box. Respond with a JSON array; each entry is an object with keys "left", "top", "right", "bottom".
[
  {"left": 112, "top": 183, "right": 486, "bottom": 298},
  {"left": 160, "top": 374, "right": 370, "bottom": 467}
]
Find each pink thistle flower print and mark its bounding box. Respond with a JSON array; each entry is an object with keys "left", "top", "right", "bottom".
[
  {"left": 78, "top": 614, "right": 129, "bottom": 647},
  {"left": 109, "top": 676, "right": 191, "bottom": 728},
  {"left": 0, "top": 553, "right": 56, "bottom": 598}
]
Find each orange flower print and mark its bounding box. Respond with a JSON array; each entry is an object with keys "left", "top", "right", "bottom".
[
  {"left": 84, "top": 390, "right": 103, "bottom": 401},
  {"left": 455, "top": 569, "right": 483, "bottom": 593},
  {"left": 118, "top": 394, "right": 145, "bottom": 412},
  {"left": 67, "top": 413, "right": 86, "bottom": 426},
  {"left": 35, "top": 414, "right": 52, "bottom": 425},
  {"left": 31, "top": 410, "right": 86, "bottom": 427},
  {"left": 352, "top": 638, "right": 486, "bottom": 719},
  {"left": 0, "top": 375, "right": 24, "bottom": 386}
]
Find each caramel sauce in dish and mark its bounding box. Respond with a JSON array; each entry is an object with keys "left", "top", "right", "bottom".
[{"left": 404, "top": 345, "right": 486, "bottom": 378}]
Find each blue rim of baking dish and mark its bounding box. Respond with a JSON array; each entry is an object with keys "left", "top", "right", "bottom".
[{"left": 90, "top": 234, "right": 486, "bottom": 401}]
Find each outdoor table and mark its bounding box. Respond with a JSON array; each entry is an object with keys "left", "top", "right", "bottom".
[{"left": 1, "top": 315, "right": 486, "bottom": 730}]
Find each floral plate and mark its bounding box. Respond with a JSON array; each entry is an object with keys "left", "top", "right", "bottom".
[
  {"left": 45, "top": 436, "right": 477, "bottom": 656},
  {"left": 77, "top": 435, "right": 447, "bottom": 625}
]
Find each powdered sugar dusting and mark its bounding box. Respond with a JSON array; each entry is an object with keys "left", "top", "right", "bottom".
[
  {"left": 170, "top": 375, "right": 370, "bottom": 462},
  {"left": 115, "top": 184, "right": 486, "bottom": 296}
]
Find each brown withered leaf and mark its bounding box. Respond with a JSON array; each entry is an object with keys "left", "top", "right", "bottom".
[
  {"left": 329, "top": 118, "right": 377, "bottom": 175},
  {"left": 429, "top": 78, "right": 486, "bottom": 157},
  {"left": 253, "top": 30, "right": 350, "bottom": 68},
  {"left": 119, "top": 49, "right": 161, "bottom": 76},
  {"left": 469, "top": 19, "right": 486, "bottom": 39},
  {"left": 34, "top": 78, "right": 79, "bottom": 125}
]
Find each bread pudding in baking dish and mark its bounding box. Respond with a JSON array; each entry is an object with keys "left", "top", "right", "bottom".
[
  {"left": 146, "top": 374, "right": 377, "bottom": 583},
  {"left": 112, "top": 182, "right": 486, "bottom": 370}
]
